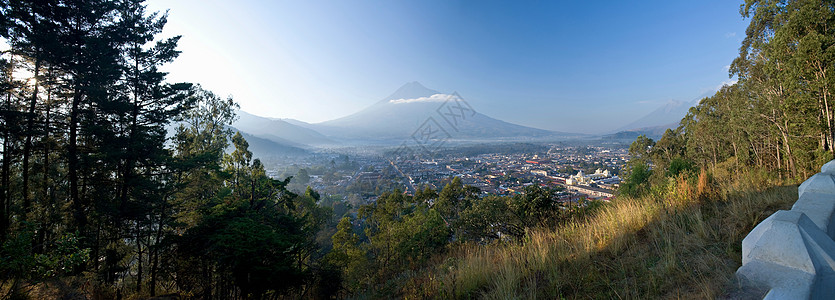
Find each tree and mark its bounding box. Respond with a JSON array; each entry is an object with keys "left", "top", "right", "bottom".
[
  {"left": 175, "top": 121, "right": 319, "bottom": 298},
  {"left": 327, "top": 216, "right": 367, "bottom": 293},
  {"left": 628, "top": 135, "right": 655, "bottom": 163},
  {"left": 508, "top": 185, "right": 560, "bottom": 228},
  {"left": 434, "top": 177, "right": 479, "bottom": 229},
  {"left": 0, "top": 1, "right": 343, "bottom": 298},
  {"left": 0, "top": 0, "right": 202, "bottom": 295},
  {"left": 731, "top": 0, "right": 835, "bottom": 177},
  {"left": 329, "top": 191, "right": 451, "bottom": 293},
  {"left": 458, "top": 195, "right": 522, "bottom": 241},
  {"left": 619, "top": 161, "right": 652, "bottom": 198}
]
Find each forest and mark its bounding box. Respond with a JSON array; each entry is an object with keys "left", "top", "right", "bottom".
[
  {"left": 0, "top": 0, "right": 834, "bottom": 299},
  {"left": 620, "top": 0, "right": 835, "bottom": 190},
  {"left": 0, "top": 0, "right": 325, "bottom": 297}
]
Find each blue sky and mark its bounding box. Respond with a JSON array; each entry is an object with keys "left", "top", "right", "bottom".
[{"left": 145, "top": 0, "right": 748, "bottom": 134}]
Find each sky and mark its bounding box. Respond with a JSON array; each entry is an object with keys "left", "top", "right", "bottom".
[{"left": 144, "top": 0, "right": 749, "bottom": 134}]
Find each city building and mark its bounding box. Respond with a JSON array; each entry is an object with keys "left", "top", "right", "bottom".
[{"left": 565, "top": 168, "right": 611, "bottom": 185}]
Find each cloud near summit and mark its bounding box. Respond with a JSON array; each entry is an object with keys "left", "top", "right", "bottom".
[{"left": 389, "top": 93, "right": 459, "bottom": 104}]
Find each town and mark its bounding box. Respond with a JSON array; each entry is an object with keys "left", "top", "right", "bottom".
[{"left": 266, "top": 142, "right": 630, "bottom": 207}]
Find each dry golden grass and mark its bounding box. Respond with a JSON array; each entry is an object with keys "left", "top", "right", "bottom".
[{"left": 412, "top": 168, "right": 798, "bottom": 299}]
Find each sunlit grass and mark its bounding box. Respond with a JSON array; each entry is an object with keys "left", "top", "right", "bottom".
[{"left": 411, "top": 168, "right": 797, "bottom": 299}]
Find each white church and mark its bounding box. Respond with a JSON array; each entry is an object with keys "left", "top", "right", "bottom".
[{"left": 565, "top": 168, "right": 611, "bottom": 185}]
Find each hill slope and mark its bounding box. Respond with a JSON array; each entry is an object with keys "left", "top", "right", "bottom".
[
  {"left": 405, "top": 171, "right": 795, "bottom": 298},
  {"left": 231, "top": 128, "right": 308, "bottom": 158}
]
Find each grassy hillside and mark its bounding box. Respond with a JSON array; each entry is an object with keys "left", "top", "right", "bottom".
[
  {"left": 18, "top": 164, "right": 801, "bottom": 299},
  {"left": 395, "top": 167, "right": 796, "bottom": 299}
]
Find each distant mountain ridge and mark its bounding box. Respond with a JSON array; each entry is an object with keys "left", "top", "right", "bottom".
[
  {"left": 603, "top": 123, "right": 677, "bottom": 140},
  {"left": 279, "top": 118, "right": 315, "bottom": 128},
  {"left": 604, "top": 91, "right": 716, "bottom": 140},
  {"left": 230, "top": 129, "right": 308, "bottom": 158},
  {"left": 615, "top": 99, "right": 696, "bottom": 132},
  {"left": 232, "top": 110, "right": 335, "bottom": 147}
]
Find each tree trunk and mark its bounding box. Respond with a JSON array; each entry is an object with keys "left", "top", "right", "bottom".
[
  {"left": 69, "top": 85, "right": 83, "bottom": 231},
  {"left": 38, "top": 74, "right": 53, "bottom": 252},
  {"left": 148, "top": 209, "right": 165, "bottom": 297},
  {"left": 42, "top": 81, "right": 50, "bottom": 202},
  {"left": 824, "top": 88, "right": 834, "bottom": 157},
  {"left": 92, "top": 208, "right": 101, "bottom": 272},
  {"left": 777, "top": 138, "right": 782, "bottom": 176},
  {"left": 781, "top": 118, "right": 795, "bottom": 177},
  {"left": 136, "top": 228, "right": 143, "bottom": 295},
  {"left": 34, "top": 109, "right": 50, "bottom": 253},
  {"left": 0, "top": 92, "right": 12, "bottom": 241},
  {"left": 21, "top": 54, "right": 40, "bottom": 216}
]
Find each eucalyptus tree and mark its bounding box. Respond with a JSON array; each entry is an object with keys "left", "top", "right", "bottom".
[{"left": 732, "top": 0, "right": 835, "bottom": 177}]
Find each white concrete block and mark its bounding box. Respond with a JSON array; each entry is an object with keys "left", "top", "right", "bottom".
[
  {"left": 820, "top": 160, "right": 835, "bottom": 175},
  {"left": 741, "top": 211, "right": 816, "bottom": 271},
  {"left": 792, "top": 193, "right": 835, "bottom": 238},
  {"left": 798, "top": 173, "right": 835, "bottom": 198},
  {"left": 737, "top": 210, "right": 835, "bottom": 299},
  {"left": 737, "top": 160, "right": 835, "bottom": 299},
  {"left": 737, "top": 261, "right": 813, "bottom": 300}
]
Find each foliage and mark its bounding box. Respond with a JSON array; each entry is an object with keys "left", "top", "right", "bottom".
[
  {"left": 619, "top": 160, "right": 652, "bottom": 197},
  {"left": 0, "top": 1, "right": 336, "bottom": 297},
  {"left": 0, "top": 225, "right": 89, "bottom": 298},
  {"left": 412, "top": 169, "right": 795, "bottom": 299},
  {"left": 327, "top": 178, "right": 594, "bottom": 297},
  {"left": 666, "top": 157, "right": 694, "bottom": 177}
]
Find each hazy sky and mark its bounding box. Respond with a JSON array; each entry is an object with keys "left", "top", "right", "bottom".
[{"left": 144, "top": 0, "right": 748, "bottom": 134}]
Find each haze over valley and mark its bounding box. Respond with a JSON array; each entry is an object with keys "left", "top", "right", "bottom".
[{"left": 227, "top": 80, "right": 703, "bottom": 162}]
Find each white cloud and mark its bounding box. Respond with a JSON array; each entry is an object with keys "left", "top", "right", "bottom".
[
  {"left": 723, "top": 65, "right": 731, "bottom": 71},
  {"left": 717, "top": 79, "right": 738, "bottom": 90},
  {"left": 389, "top": 93, "right": 459, "bottom": 104},
  {"left": 725, "top": 32, "right": 736, "bottom": 38}
]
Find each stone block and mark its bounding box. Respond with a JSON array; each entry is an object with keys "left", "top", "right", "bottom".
[
  {"left": 798, "top": 173, "right": 835, "bottom": 198},
  {"left": 820, "top": 160, "right": 835, "bottom": 175},
  {"left": 792, "top": 193, "right": 835, "bottom": 238},
  {"left": 737, "top": 261, "right": 813, "bottom": 300},
  {"left": 737, "top": 210, "right": 835, "bottom": 299}
]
